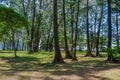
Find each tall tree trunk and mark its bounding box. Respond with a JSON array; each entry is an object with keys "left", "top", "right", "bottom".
[
  {"left": 85, "top": 0, "right": 93, "bottom": 57},
  {"left": 33, "top": 23, "right": 40, "bottom": 52},
  {"left": 70, "top": 3, "right": 74, "bottom": 52},
  {"left": 52, "top": 0, "right": 65, "bottom": 63},
  {"left": 116, "top": 1, "right": 120, "bottom": 54},
  {"left": 21, "top": 0, "right": 30, "bottom": 51},
  {"left": 45, "top": 26, "right": 52, "bottom": 51},
  {"left": 72, "top": 0, "right": 79, "bottom": 61},
  {"left": 33, "top": 16, "right": 41, "bottom": 52},
  {"left": 90, "top": 13, "right": 94, "bottom": 52},
  {"left": 9, "top": 37, "right": 12, "bottom": 50},
  {"left": 62, "top": 0, "right": 72, "bottom": 59},
  {"left": 33, "top": 0, "right": 42, "bottom": 52},
  {"left": 45, "top": 16, "right": 52, "bottom": 51},
  {"left": 16, "top": 34, "right": 19, "bottom": 51},
  {"left": 29, "top": 0, "right": 36, "bottom": 54},
  {"left": 11, "top": 29, "right": 17, "bottom": 58},
  {"left": 3, "top": 38, "right": 6, "bottom": 50},
  {"left": 96, "top": 0, "right": 103, "bottom": 57},
  {"left": 22, "top": 39, "right": 24, "bottom": 51},
  {"left": 49, "top": 36, "right": 54, "bottom": 52},
  {"left": 107, "top": 0, "right": 112, "bottom": 61}
]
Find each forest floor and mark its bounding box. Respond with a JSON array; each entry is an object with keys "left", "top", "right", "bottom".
[{"left": 0, "top": 51, "right": 120, "bottom": 80}]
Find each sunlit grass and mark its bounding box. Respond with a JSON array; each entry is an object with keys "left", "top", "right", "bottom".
[{"left": 0, "top": 51, "right": 120, "bottom": 80}]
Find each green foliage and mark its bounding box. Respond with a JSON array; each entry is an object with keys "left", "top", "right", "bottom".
[
  {"left": 0, "top": 5, "right": 28, "bottom": 29},
  {"left": 102, "top": 47, "right": 107, "bottom": 52},
  {"left": 107, "top": 48, "right": 118, "bottom": 57},
  {"left": 0, "top": 0, "right": 119, "bottom": 54}
]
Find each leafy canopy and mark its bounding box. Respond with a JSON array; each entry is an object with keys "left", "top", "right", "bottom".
[{"left": 0, "top": 5, "right": 28, "bottom": 30}]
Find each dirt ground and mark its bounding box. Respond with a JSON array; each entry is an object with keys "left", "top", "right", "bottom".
[
  {"left": 0, "top": 67, "right": 120, "bottom": 80},
  {"left": 0, "top": 54, "right": 120, "bottom": 80}
]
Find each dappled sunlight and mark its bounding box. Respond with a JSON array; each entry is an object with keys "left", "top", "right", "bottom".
[
  {"left": 0, "top": 0, "right": 120, "bottom": 79},
  {"left": 0, "top": 52, "right": 120, "bottom": 80}
]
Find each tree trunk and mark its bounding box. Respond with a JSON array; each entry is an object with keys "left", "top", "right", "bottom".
[
  {"left": 21, "top": 0, "right": 30, "bottom": 51},
  {"left": 45, "top": 16, "right": 52, "bottom": 51},
  {"left": 11, "top": 29, "right": 17, "bottom": 58},
  {"left": 33, "top": 17, "right": 41, "bottom": 52},
  {"left": 3, "top": 38, "right": 6, "bottom": 50},
  {"left": 52, "top": 0, "right": 65, "bottom": 63},
  {"left": 70, "top": 3, "right": 74, "bottom": 52},
  {"left": 9, "top": 37, "right": 12, "bottom": 50},
  {"left": 33, "top": 0, "right": 42, "bottom": 53},
  {"left": 45, "top": 26, "right": 51, "bottom": 51},
  {"left": 62, "top": 0, "right": 72, "bottom": 59},
  {"left": 85, "top": 0, "right": 94, "bottom": 57},
  {"left": 29, "top": 0, "right": 36, "bottom": 54},
  {"left": 16, "top": 36, "right": 19, "bottom": 51},
  {"left": 49, "top": 36, "right": 54, "bottom": 52},
  {"left": 107, "top": 0, "right": 112, "bottom": 61},
  {"left": 96, "top": 0, "right": 103, "bottom": 57},
  {"left": 22, "top": 39, "right": 24, "bottom": 51},
  {"left": 115, "top": 1, "right": 120, "bottom": 54},
  {"left": 72, "top": 0, "right": 79, "bottom": 61}
]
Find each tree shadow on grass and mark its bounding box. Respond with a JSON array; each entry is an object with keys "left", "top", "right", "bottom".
[
  {"left": 40, "top": 59, "right": 120, "bottom": 80},
  {"left": 0, "top": 56, "right": 42, "bottom": 71},
  {"left": 0, "top": 51, "right": 13, "bottom": 53},
  {"left": 0, "top": 56, "right": 120, "bottom": 80}
]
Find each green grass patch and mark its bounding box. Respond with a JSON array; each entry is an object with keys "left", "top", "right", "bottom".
[{"left": 0, "top": 51, "right": 120, "bottom": 80}]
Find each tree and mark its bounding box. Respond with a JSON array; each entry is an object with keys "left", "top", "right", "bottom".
[
  {"left": 107, "top": 0, "right": 112, "bottom": 61},
  {"left": 62, "top": 0, "right": 72, "bottom": 59},
  {"left": 28, "top": 0, "right": 36, "bottom": 54},
  {"left": 0, "top": 6, "right": 28, "bottom": 57},
  {"left": 85, "top": 0, "right": 94, "bottom": 57},
  {"left": 96, "top": 0, "right": 104, "bottom": 57},
  {"left": 52, "top": 0, "right": 65, "bottom": 63},
  {"left": 115, "top": 0, "right": 120, "bottom": 54},
  {"left": 70, "top": 1, "right": 74, "bottom": 52},
  {"left": 72, "top": 0, "right": 80, "bottom": 61}
]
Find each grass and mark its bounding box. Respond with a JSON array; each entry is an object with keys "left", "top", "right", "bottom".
[{"left": 0, "top": 51, "right": 120, "bottom": 80}]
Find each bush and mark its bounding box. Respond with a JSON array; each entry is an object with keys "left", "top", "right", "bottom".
[
  {"left": 102, "top": 47, "right": 107, "bottom": 52},
  {"left": 107, "top": 48, "right": 117, "bottom": 56}
]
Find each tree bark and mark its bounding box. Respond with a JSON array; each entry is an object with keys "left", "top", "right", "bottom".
[
  {"left": 85, "top": 0, "right": 94, "bottom": 57},
  {"left": 96, "top": 0, "right": 103, "bottom": 57},
  {"left": 107, "top": 0, "right": 112, "bottom": 61},
  {"left": 45, "top": 16, "right": 52, "bottom": 51},
  {"left": 115, "top": 1, "right": 120, "bottom": 54},
  {"left": 62, "top": 0, "right": 72, "bottom": 59},
  {"left": 33, "top": 0, "right": 42, "bottom": 53},
  {"left": 72, "top": 0, "right": 79, "bottom": 61},
  {"left": 52, "top": 0, "right": 65, "bottom": 63},
  {"left": 21, "top": 0, "right": 30, "bottom": 51},
  {"left": 3, "top": 38, "right": 6, "bottom": 50},
  {"left": 11, "top": 29, "right": 17, "bottom": 58},
  {"left": 29, "top": 0, "right": 36, "bottom": 54},
  {"left": 70, "top": 3, "right": 74, "bottom": 52}
]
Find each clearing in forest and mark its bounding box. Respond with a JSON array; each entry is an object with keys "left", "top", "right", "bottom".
[{"left": 0, "top": 51, "right": 120, "bottom": 80}]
